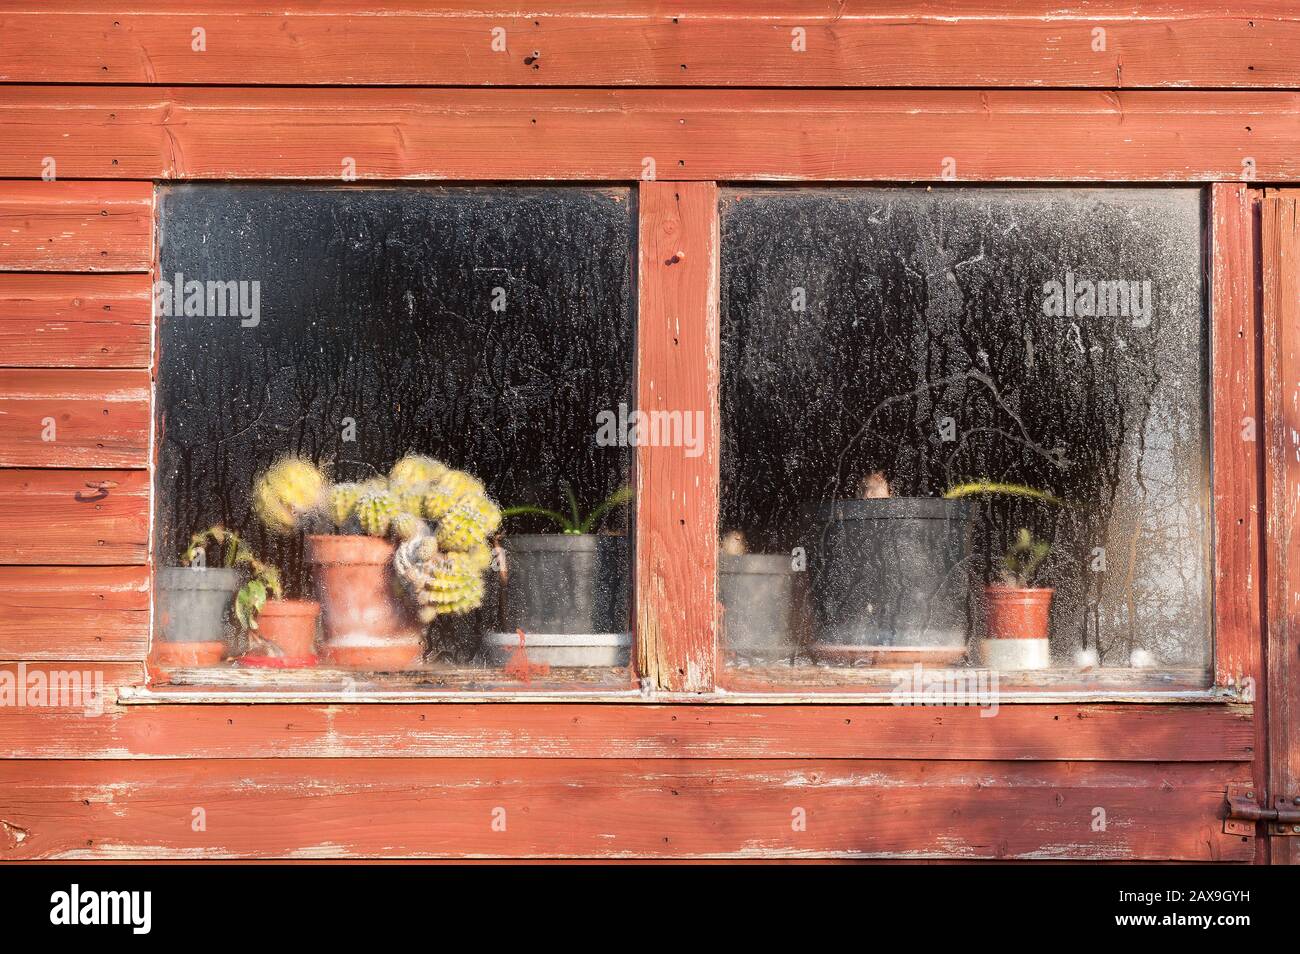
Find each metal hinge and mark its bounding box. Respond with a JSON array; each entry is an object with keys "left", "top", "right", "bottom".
[{"left": 1224, "top": 783, "right": 1300, "bottom": 836}]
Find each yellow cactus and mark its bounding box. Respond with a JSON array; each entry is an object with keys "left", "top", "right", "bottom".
[
  {"left": 328, "top": 482, "right": 363, "bottom": 527},
  {"left": 420, "top": 553, "right": 485, "bottom": 615},
  {"left": 356, "top": 489, "right": 398, "bottom": 537},
  {"left": 421, "top": 487, "right": 458, "bottom": 522},
  {"left": 436, "top": 469, "right": 485, "bottom": 502},
  {"left": 390, "top": 454, "right": 449, "bottom": 487},
  {"left": 466, "top": 543, "right": 494, "bottom": 572},
  {"left": 436, "top": 499, "right": 495, "bottom": 552},
  {"left": 390, "top": 511, "right": 427, "bottom": 541},
  {"left": 253, "top": 457, "right": 325, "bottom": 533}
]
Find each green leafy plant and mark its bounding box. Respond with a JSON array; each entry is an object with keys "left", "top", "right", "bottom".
[
  {"left": 999, "top": 528, "right": 1051, "bottom": 588},
  {"left": 943, "top": 480, "right": 1062, "bottom": 506},
  {"left": 181, "top": 525, "right": 282, "bottom": 632},
  {"left": 502, "top": 483, "right": 633, "bottom": 535}
]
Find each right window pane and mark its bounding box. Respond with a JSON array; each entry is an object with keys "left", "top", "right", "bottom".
[{"left": 719, "top": 187, "right": 1209, "bottom": 686}]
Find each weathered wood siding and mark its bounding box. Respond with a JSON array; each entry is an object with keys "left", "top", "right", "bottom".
[{"left": 0, "top": 1, "right": 1290, "bottom": 862}]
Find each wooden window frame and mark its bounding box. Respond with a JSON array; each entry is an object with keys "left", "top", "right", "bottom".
[
  {"left": 0, "top": 86, "right": 1265, "bottom": 704},
  {"left": 121, "top": 179, "right": 1262, "bottom": 704},
  {"left": 631, "top": 180, "right": 1264, "bottom": 702}
]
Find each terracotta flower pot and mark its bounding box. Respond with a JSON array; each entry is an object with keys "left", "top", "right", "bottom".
[
  {"left": 985, "top": 586, "right": 1054, "bottom": 640},
  {"left": 241, "top": 599, "right": 320, "bottom": 668},
  {"left": 305, "top": 535, "right": 424, "bottom": 670}
]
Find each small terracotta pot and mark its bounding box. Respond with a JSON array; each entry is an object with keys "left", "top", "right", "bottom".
[
  {"left": 153, "top": 641, "right": 225, "bottom": 668},
  {"left": 985, "top": 586, "right": 1054, "bottom": 640},
  {"left": 242, "top": 599, "right": 320, "bottom": 667},
  {"left": 305, "top": 535, "right": 424, "bottom": 670}
]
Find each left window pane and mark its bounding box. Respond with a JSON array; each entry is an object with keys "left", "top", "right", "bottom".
[{"left": 154, "top": 185, "right": 636, "bottom": 688}]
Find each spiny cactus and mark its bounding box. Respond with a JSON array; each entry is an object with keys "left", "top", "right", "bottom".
[
  {"left": 251, "top": 453, "right": 498, "bottom": 620},
  {"left": 466, "top": 543, "right": 494, "bottom": 572},
  {"left": 390, "top": 511, "right": 427, "bottom": 542},
  {"left": 328, "top": 482, "right": 363, "bottom": 528},
  {"left": 390, "top": 454, "right": 449, "bottom": 487},
  {"left": 356, "top": 489, "right": 399, "bottom": 537},
  {"left": 436, "top": 469, "right": 486, "bottom": 502},
  {"left": 421, "top": 487, "right": 458, "bottom": 522},
  {"left": 436, "top": 499, "right": 497, "bottom": 552},
  {"left": 394, "top": 539, "right": 485, "bottom": 620},
  {"left": 253, "top": 457, "right": 326, "bottom": 533},
  {"left": 418, "top": 552, "right": 485, "bottom": 617}
]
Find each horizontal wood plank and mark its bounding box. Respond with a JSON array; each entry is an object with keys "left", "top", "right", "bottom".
[
  {"left": 0, "top": 274, "right": 152, "bottom": 368},
  {"left": 2, "top": 87, "right": 1298, "bottom": 182},
  {"left": 0, "top": 10, "right": 1296, "bottom": 89},
  {"left": 0, "top": 182, "right": 154, "bottom": 272},
  {"left": 0, "top": 470, "right": 149, "bottom": 565},
  {"left": 0, "top": 369, "right": 150, "bottom": 468},
  {"left": 0, "top": 668, "right": 1254, "bottom": 761},
  {"left": 0, "top": 757, "right": 1252, "bottom": 860},
  {"left": 0, "top": 569, "right": 148, "bottom": 661}
]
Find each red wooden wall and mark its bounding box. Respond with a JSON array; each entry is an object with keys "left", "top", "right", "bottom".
[{"left": 0, "top": 1, "right": 1295, "bottom": 862}]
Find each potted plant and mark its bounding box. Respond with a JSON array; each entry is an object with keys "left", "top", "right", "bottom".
[
  {"left": 252, "top": 454, "right": 499, "bottom": 670},
  {"left": 488, "top": 484, "right": 632, "bottom": 667},
  {"left": 228, "top": 543, "right": 321, "bottom": 669},
  {"left": 803, "top": 474, "right": 1058, "bottom": 665},
  {"left": 154, "top": 525, "right": 244, "bottom": 667},
  {"left": 718, "top": 530, "right": 797, "bottom": 664},
  {"left": 978, "top": 528, "right": 1054, "bottom": 670}
]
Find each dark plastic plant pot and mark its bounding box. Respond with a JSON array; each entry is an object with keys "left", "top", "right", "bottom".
[
  {"left": 503, "top": 533, "right": 601, "bottom": 634},
  {"left": 801, "top": 498, "right": 973, "bottom": 656},
  {"left": 595, "top": 534, "right": 631, "bottom": 634},
  {"left": 719, "top": 553, "right": 797, "bottom": 663},
  {"left": 156, "top": 566, "right": 240, "bottom": 644}
]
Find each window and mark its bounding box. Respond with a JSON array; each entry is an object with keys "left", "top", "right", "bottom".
[
  {"left": 718, "top": 187, "right": 1210, "bottom": 689},
  {"left": 154, "top": 185, "right": 635, "bottom": 689}
]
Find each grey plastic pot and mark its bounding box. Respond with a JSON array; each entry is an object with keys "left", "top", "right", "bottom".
[
  {"left": 503, "top": 533, "right": 602, "bottom": 634},
  {"left": 719, "top": 553, "right": 797, "bottom": 663},
  {"left": 156, "top": 566, "right": 240, "bottom": 644},
  {"left": 801, "top": 498, "right": 973, "bottom": 651},
  {"left": 483, "top": 631, "right": 632, "bottom": 667}
]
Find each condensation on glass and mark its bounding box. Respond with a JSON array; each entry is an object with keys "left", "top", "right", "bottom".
[
  {"left": 718, "top": 187, "right": 1209, "bottom": 680},
  {"left": 155, "top": 185, "right": 635, "bottom": 682}
]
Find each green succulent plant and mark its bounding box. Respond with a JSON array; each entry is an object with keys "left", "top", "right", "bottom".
[
  {"left": 180, "top": 525, "right": 283, "bottom": 632},
  {"left": 1000, "top": 528, "right": 1051, "bottom": 588},
  {"left": 943, "top": 480, "right": 1062, "bottom": 507},
  {"left": 503, "top": 483, "right": 633, "bottom": 535}
]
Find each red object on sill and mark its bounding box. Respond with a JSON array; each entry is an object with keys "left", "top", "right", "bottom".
[
  {"left": 238, "top": 654, "right": 319, "bottom": 669},
  {"left": 503, "top": 629, "right": 550, "bottom": 684},
  {"left": 152, "top": 641, "right": 226, "bottom": 668},
  {"left": 985, "top": 586, "right": 1054, "bottom": 640}
]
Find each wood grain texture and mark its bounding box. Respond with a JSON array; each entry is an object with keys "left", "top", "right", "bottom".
[
  {"left": 0, "top": 569, "right": 149, "bottom": 662},
  {"left": 0, "top": 369, "right": 150, "bottom": 468},
  {"left": 0, "top": 182, "right": 154, "bottom": 272},
  {"left": 2, "top": 87, "right": 1298, "bottom": 182},
  {"left": 0, "top": 274, "right": 152, "bottom": 368},
  {"left": 1261, "top": 191, "right": 1299, "bottom": 865},
  {"left": 0, "top": 469, "right": 149, "bottom": 566},
  {"left": 0, "top": 673, "right": 1254, "bottom": 761},
  {"left": 2, "top": 9, "right": 1297, "bottom": 88},
  {"left": 637, "top": 182, "right": 718, "bottom": 692},
  {"left": 0, "top": 757, "right": 1252, "bottom": 860},
  {"left": 1211, "top": 183, "right": 1265, "bottom": 695}
]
